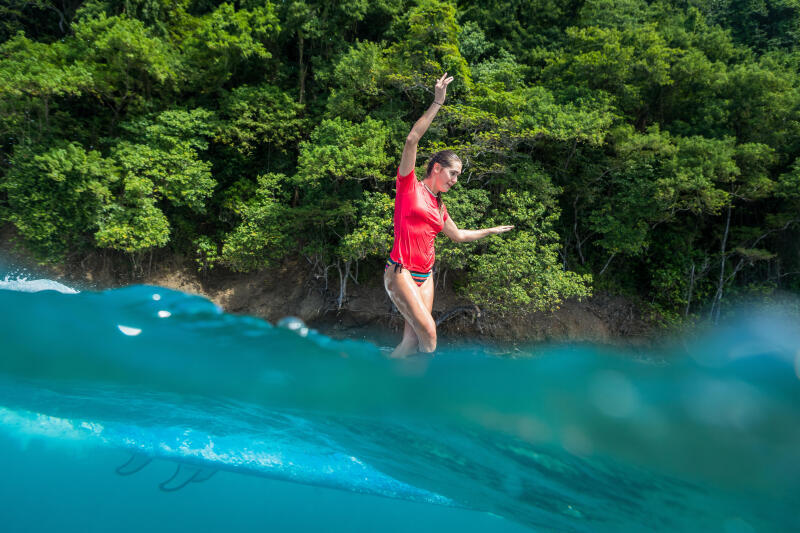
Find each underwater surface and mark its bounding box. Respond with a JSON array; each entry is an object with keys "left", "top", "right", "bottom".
[{"left": 0, "top": 262, "right": 798, "bottom": 532}]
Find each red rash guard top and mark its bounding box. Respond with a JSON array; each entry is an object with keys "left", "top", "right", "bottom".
[{"left": 389, "top": 168, "right": 449, "bottom": 273}]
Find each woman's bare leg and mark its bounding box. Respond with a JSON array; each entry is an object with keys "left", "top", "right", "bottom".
[
  {"left": 384, "top": 270, "right": 437, "bottom": 357},
  {"left": 393, "top": 321, "right": 420, "bottom": 358},
  {"left": 393, "top": 277, "right": 435, "bottom": 357}
]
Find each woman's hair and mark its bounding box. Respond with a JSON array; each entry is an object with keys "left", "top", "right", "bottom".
[
  {"left": 426, "top": 150, "right": 461, "bottom": 177},
  {"left": 426, "top": 150, "right": 461, "bottom": 223}
]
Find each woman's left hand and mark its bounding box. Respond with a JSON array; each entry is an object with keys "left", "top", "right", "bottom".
[{"left": 490, "top": 225, "right": 514, "bottom": 235}]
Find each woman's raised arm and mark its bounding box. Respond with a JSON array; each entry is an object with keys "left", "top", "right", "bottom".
[{"left": 398, "top": 73, "right": 454, "bottom": 176}]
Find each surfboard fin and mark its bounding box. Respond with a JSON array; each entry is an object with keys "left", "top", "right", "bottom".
[
  {"left": 115, "top": 454, "right": 152, "bottom": 476},
  {"left": 158, "top": 464, "right": 217, "bottom": 492}
]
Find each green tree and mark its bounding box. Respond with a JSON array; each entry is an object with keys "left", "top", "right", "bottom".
[
  {"left": 697, "top": 0, "right": 800, "bottom": 52},
  {"left": 221, "top": 173, "right": 293, "bottom": 271},
  {"left": 386, "top": 0, "right": 472, "bottom": 101},
  {"left": 216, "top": 84, "right": 305, "bottom": 158},
  {"left": 112, "top": 108, "right": 216, "bottom": 212},
  {"left": 465, "top": 191, "right": 592, "bottom": 312},
  {"left": 94, "top": 174, "right": 170, "bottom": 253},
  {"left": 182, "top": 2, "right": 279, "bottom": 92},
  {"left": 325, "top": 40, "right": 388, "bottom": 120},
  {"left": 294, "top": 117, "right": 393, "bottom": 187},
  {"left": 339, "top": 191, "right": 395, "bottom": 262},
  {"left": 0, "top": 33, "right": 91, "bottom": 140},
  {"left": 71, "top": 13, "right": 179, "bottom": 120},
  {"left": 2, "top": 142, "right": 117, "bottom": 260}
]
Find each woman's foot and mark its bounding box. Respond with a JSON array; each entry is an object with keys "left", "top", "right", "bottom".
[{"left": 389, "top": 338, "right": 418, "bottom": 358}]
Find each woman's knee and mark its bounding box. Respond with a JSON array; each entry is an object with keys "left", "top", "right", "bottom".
[{"left": 417, "top": 326, "right": 437, "bottom": 353}]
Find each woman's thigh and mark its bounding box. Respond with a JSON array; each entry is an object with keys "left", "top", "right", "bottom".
[
  {"left": 384, "top": 269, "right": 436, "bottom": 342},
  {"left": 419, "top": 275, "right": 434, "bottom": 312},
  {"left": 401, "top": 275, "right": 435, "bottom": 340}
]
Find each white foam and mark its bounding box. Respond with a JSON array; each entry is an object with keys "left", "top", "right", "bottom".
[{"left": 0, "top": 276, "right": 79, "bottom": 294}]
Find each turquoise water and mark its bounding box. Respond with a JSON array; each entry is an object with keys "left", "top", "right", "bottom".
[{"left": 0, "top": 266, "right": 798, "bottom": 532}]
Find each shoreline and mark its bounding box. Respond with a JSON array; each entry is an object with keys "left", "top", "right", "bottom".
[{"left": 1, "top": 234, "right": 663, "bottom": 349}]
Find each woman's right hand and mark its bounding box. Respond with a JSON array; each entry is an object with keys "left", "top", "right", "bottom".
[
  {"left": 434, "top": 73, "right": 454, "bottom": 105},
  {"left": 400, "top": 73, "right": 453, "bottom": 176}
]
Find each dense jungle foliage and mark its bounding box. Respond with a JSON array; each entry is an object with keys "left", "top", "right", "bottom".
[{"left": 1, "top": 0, "right": 799, "bottom": 322}]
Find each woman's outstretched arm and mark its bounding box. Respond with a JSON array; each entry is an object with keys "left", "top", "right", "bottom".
[
  {"left": 398, "top": 73, "right": 454, "bottom": 176},
  {"left": 441, "top": 216, "right": 514, "bottom": 243}
]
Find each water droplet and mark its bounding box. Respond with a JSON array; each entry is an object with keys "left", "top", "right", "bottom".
[
  {"left": 684, "top": 378, "right": 762, "bottom": 429},
  {"left": 589, "top": 370, "right": 639, "bottom": 418},
  {"left": 563, "top": 504, "right": 583, "bottom": 518},
  {"left": 277, "top": 316, "right": 309, "bottom": 337},
  {"left": 516, "top": 416, "right": 551, "bottom": 442},
  {"left": 117, "top": 325, "right": 141, "bottom": 336},
  {"left": 561, "top": 425, "right": 592, "bottom": 456}
]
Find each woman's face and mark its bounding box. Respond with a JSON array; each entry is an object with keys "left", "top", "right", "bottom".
[{"left": 433, "top": 161, "right": 462, "bottom": 193}]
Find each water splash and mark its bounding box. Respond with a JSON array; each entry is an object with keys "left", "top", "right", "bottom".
[{"left": 0, "top": 275, "right": 79, "bottom": 294}]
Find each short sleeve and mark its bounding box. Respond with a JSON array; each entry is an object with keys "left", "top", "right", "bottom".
[
  {"left": 396, "top": 168, "right": 416, "bottom": 195},
  {"left": 442, "top": 202, "right": 449, "bottom": 222}
]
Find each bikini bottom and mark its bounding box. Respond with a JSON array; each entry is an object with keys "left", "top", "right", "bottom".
[{"left": 385, "top": 257, "right": 431, "bottom": 287}]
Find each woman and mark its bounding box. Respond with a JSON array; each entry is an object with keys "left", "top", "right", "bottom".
[{"left": 384, "top": 73, "right": 514, "bottom": 358}]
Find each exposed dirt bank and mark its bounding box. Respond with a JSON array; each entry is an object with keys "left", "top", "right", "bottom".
[{"left": 1, "top": 230, "right": 661, "bottom": 348}]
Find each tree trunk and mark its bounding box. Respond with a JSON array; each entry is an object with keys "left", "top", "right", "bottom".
[
  {"left": 298, "top": 33, "right": 306, "bottom": 105},
  {"left": 336, "top": 260, "right": 350, "bottom": 310},
  {"left": 598, "top": 253, "right": 616, "bottom": 276},
  {"left": 710, "top": 204, "right": 732, "bottom": 323},
  {"left": 43, "top": 96, "right": 50, "bottom": 131},
  {"left": 573, "top": 196, "right": 585, "bottom": 265}
]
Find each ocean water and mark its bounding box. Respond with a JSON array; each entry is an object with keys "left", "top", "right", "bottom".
[{"left": 0, "top": 266, "right": 798, "bottom": 532}]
